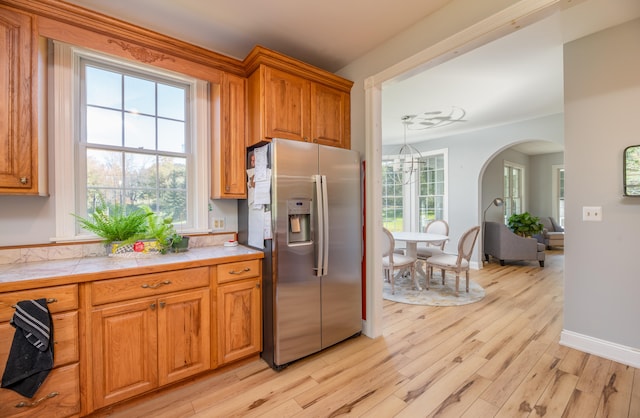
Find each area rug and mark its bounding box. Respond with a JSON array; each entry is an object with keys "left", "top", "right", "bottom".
[{"left": 383, "top": 271, "right": 485, "bottom": 306}]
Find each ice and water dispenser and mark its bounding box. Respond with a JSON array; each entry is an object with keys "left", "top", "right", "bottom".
[{"left": 287, "top": 199, "right": 311, "bottom": 244}]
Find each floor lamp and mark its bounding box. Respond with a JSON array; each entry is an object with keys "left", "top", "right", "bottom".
[{"left": 482, "top": 198, "right": 504, "bottom": 263}]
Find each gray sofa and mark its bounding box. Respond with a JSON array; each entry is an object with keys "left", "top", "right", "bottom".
[
  {"left": 484, "top": 221, "right": 545, "bottom": 267},
  {"left": 535, "top": 216, "right": 564, "bottom": 249}
]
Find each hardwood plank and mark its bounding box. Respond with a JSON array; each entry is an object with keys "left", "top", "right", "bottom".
[
  {"left": 532, "top": 369, "right": 579, "bottom": 417},
  {"left": 479, "top": 339, "right": 549, "bottom": 407},
  {"left": 561, "top": 389, "right": 600, "bottom": 418},
  {"left": 493, "top": 353, "right": 562, "bottom": 417},
  {"left": 595, "top": 362, "right": 635, "bottom": 418},
  {"left": 460, "top": 398, "right": 500, "bottom": 418},
  {"left": 629, "top": 368, "right": 640, "bottom": 418}
]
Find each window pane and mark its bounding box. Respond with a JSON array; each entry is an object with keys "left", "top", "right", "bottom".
[
  {"left": 124, "top": 152, "right": 156, "bottom": 189},
  {"left": 87, "top": 149, "right": 123, "bottom": 189},
  {"left": 125, "top": 113, "right": 156, "bottom": 149},
  {"left": 86, "top": 66, "right": 121, "bottom": 109},
  {"left": 158, "top": 119, "right": 185, "bottom": 152},
  {"left": 87, "top": 107, "right": 122, "bottom": 146},
  {"left": 125, "top": 76, "right": 155, "bottom": 115},
  {"left": 158, "top": 84, "right": 185, "bottom": 120}
]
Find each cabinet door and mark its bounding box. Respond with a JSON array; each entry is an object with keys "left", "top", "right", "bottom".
[
  {"left": 264, "top": 67, "right": 310, "bottom": 142},
  {"left": 0, "top": 7, "right": 36, "bottom": 193},
  {"left": 212, "top": 72, "right": 246, "bottom": 198},
  {"left": 157, "top": 289, "right": 210, "bottom": 385},
  {"left": 91, "top": 298, "right": 158, "bottom": 409},
  {"left": 311, "top": 83, "right": 350, "bottom": 149},
  {"left": 217, "top": 279, "right": 261, "bottom": 365}
]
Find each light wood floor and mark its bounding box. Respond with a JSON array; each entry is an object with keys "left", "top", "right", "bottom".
[{"left": 90, "top": 251, "right": 640, "bottom": 417}]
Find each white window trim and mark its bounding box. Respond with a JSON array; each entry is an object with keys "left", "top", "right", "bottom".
[
  {"left": 504, "top": 159, "right": 526, "bottom": 214},
  {"left": 552, "top": 164, "right": 564, "bottom": 222},
  {"left": 51, "top": 41, "right": 209, "bottom": 242}
]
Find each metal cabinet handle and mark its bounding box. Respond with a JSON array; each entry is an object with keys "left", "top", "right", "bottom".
[
  {"left": 159, "top": 301, "right": 166, "bottom": 309},
  {"left": 256, "top": 283, "right": 261, "bottom": 289},
  {"left": 229, "top": 267, "right": 250, "bottom": 275},
  {"left": 150, "top": 303, "right": 156, "bottom": 310},
  {"left": 20, "top": 177, "right": 28, "bottom": 184},
  {"left": 141, "top": 280, "right": 172, "bottom": 289},
  {"left": 11, "top": 298, "right": 57, "bottom": 309},
  {"left": 15, "top": 392, "right": 58, "bottom": 408}
]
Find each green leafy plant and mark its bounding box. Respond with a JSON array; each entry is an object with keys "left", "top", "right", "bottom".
[
  {"left": 141, "top": 207, "right": 177, "bottom": 254},
  {"left": 73, "top": 205, "right": 150, "bottom": 243},
  {"left": 507, "top": 212, "right": 544, "bottom": 237}
]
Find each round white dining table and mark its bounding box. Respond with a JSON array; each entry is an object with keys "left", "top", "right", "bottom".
[{"left": 391, "top": 231, "right": 449, "bottom": 290}]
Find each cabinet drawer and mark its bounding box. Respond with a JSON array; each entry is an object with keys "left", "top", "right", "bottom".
[
  {"left": 0, "top": 285, "right": 78, "bottom": 322},
  {"left": 91, "top": 267, "right": 209, "bottom": 305},
  {"left": 217, "top": 260, "right": 260, "bottom": 284},
  {"left": 0, "top": 311, "right": 79, "bottom": 373},
  {"left": 0, "top": 363, "right": 80, "bottom": 418}
]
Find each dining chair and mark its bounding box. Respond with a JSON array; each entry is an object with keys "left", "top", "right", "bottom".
[
  {"left": 416, "top": 219, "right": 449, "bottom": 260},
  {"left": 424, "top": 225, "right": 480, "bottom": 296},
  {"left": 382, "top": 228, "right": 417, "bottom": 294}
]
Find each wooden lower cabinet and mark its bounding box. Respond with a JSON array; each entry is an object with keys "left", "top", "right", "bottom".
[
  {"left": 0, "top": 363, "right": 80, "bottom": 418},
  {"left": 0, "top": 285, "right": 80, "bottom": 417},
  {"left": 217, "top": 277, "right": 262, "bottom": 365},
  {"left": 90, "top": 288, "right": 210, "bottom": 409}
]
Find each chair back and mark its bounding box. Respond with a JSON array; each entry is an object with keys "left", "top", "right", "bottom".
[
  {"left": 457, "top": 226, "right": 481, "bottom": 264},
  {"left": 425, "top": 219, "right": 449, "bottom": 249},
  {"left": 381, "top": 228, "right": 395, "bottom": 259}
]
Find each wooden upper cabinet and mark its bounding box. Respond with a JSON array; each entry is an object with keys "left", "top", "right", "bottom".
[
  {"left": 0, "top": 7, "right": 44, "bottom": 195},
  {"left": 211, "top": 72, "right": 247, "bottom": 199},
  {"left": 262, "top": 66, "right": 310, "bottom": 142},
  {"left": 245, "top": 46, "right": 353, "bottom": 149},
  {"left": 311, "top": 83, "right": 350, "bottom": 149}
]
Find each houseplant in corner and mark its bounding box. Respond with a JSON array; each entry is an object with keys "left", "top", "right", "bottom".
[{"left": 507, "top": 212, "right": 544, "bottom": 237}]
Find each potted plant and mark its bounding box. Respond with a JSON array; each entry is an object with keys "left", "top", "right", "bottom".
[
  {"left": 507, "top": 212, "right": 544, "bottom": 237},
  {"left": 169, "top": 233, "right": 190, "bottom": 253},
  {"left": 141, "top": 207, "right": 178, "bottom": 254},
  {"left": 73, "top": 204, "right": 150, "bottom": 248},
  {"left": 73, "top": 204, "right": 178, "bottom": 255}
]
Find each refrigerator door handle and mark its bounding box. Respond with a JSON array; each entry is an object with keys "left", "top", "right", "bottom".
[
  {"left": 320, "top": 175, "right": 329, "bottom": 276},
  {"left": 314, "top": 174, "right": 324, "bottom": 276}
]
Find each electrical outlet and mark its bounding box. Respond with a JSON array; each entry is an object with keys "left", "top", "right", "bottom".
[
  {"left": 582, "top": 206, "right": 602, "bottom": 221},
  {"left": 212, "top": 218, "right": 225, "bottom": 230}
]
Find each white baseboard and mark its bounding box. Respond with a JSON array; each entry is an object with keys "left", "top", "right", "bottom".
[{"left": 560, "top": 330, "right": 640, "bottom": 368}]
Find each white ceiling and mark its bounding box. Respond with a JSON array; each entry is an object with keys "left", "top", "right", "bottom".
[
  {"left": 63, "top": 0, "right": 452, "bottom": 72},
  {"left": 65, "top": 0, "right": 640, "bottom": 154}
]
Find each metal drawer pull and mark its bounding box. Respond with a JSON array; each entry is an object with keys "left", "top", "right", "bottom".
[
  {"left": 141, "top": 280, "right": 172, "bottom": 289},
  {"left": 229, "top": 267, "right": 251, "bottom": 275},
  {"left": 10, "top": 298, "right": 57, "bottom": 309},
  {"left": 15, "top": 391, "right": 58, "bottom": 408}
]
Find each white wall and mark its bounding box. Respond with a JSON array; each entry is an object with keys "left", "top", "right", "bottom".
[{"left": 563, "top": 18, "right": 640, "bottom": 354}]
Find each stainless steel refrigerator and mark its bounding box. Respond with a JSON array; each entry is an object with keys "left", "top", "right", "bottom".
[{"left": 238, "top": 138, "right": 362, "bottom": 370}]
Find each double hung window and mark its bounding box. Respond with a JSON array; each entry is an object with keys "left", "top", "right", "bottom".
[
  {"left": 52, "top": 43, "right": 209, "bottom": 240},
  {"left": 382, "top": 150, "right": 447, "bottom": 232}
]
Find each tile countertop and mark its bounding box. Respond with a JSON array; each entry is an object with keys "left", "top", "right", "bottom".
[{"left": 0, "top": 245, "right": 264, "bottom": 290}]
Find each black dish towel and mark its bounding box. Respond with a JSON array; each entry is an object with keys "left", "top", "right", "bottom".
[{"left": 1, "top": 298, "right": 54, "bottom": 398}]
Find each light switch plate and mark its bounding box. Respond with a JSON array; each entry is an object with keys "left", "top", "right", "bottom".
[{"left": 583, "top": 206, "right": 602, "bottom": 221}]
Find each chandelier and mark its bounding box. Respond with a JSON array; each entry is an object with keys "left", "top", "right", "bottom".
[
  {"left": 392, "top": 115, "right": 423, "bottom": 185},
  {"left": 403, "top": 106, "right": 467, "bottom": 130}
]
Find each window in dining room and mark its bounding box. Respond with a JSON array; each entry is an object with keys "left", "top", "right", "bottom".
[
  {"left": 382, "top": 159, "right": 405, "bottom": 231},
  {"left": 417, "top": 153, "right": 445, "bottom": 231},
  {"left": 382, "top": 149, "right": 447, "bottom": 232}
]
